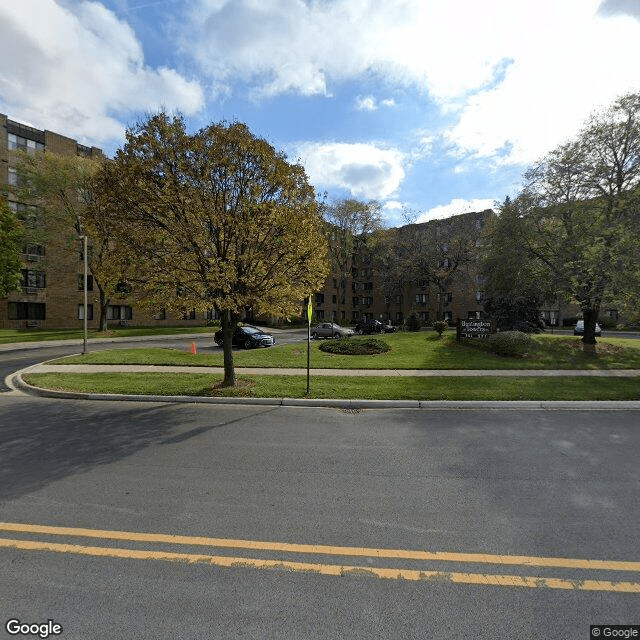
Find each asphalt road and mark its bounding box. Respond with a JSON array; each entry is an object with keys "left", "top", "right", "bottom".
[{"left": 0, "top": 388, "right": 638, "bottom": 639}]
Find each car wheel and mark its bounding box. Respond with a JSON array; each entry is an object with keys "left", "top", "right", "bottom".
[
  {"left": 244, "top": 339, "right": 253, "bottom": 349},
  {"left": 380, "top": 328, "right": 385, "bottom": 334},
  {"left": 312, "top": 332, "right": 318, "bottom": 339},
  {"left": 357, "top": 328, "right": 364, "bottom": 335},
  {"left": 333, "top": 332, "right": 341, "bottom": 339}
]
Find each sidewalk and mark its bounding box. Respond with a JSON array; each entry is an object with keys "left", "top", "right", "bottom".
[{"left": 19, "top": 363, "right": 640, "bottom": 377}]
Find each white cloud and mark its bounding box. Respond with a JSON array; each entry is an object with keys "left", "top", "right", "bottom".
[
  {"left": 355, "top": 96, "right": 377, "bottom": 112},
  {"left": 296, "top": 141, "right": 405, "bottom": 200},
  {"left": 184, "top": 0, "right": 640, "bottom": 166},
  {"left": 0, "top": 0, "right": 204, "bottom": 147},
  {"left": 416, "top": 198, "right": 496, "bottom": 223}
]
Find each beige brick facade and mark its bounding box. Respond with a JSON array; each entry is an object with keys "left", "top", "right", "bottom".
[{"left": 0, "top": 114, "right": 212, "bottom": 330}]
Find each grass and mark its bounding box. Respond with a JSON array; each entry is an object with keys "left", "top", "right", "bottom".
[
  {"left": 22, "top": 331, "right": 640, "bottom": 401},
  {"left": 51, "top": 332, "right": 640, "bottom": 370},
  {"left": 22, "top": 372, "right": 640, "bottom": 401},
  {"left": 0, "top": 325, "right": 217, "bottom": 344}
]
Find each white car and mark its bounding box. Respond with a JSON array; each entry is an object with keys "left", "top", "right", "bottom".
[{"left": 311, "top": 322, "right": 354, "bottom": 339}]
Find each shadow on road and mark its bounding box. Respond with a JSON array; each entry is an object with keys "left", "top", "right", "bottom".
[{"left": 0, "top": 398, "right": 276, "bottom": 502}]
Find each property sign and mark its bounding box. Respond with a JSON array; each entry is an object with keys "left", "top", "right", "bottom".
[{"left": 457, "top": 318, "right": 495, "bottom": 340}]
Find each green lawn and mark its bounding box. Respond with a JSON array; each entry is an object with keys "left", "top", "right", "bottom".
[
  {"left": 0, "top": 325, "right": 217, "bottom": 344},
  {"left": 23, "top": 372, "right": 640, "bottom": 401},
  {"left": 51, "top": 332, "right": 640, "bottom": 370}
]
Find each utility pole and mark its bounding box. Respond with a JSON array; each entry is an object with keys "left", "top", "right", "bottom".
[{"left": 80, "top": 235, "right": 88, "bottom": 354}]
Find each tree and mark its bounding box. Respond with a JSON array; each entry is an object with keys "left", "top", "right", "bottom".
[
  {"left": 15, "top": 151, "right": 128, "bottom": 331},
  {"left": 321, "top": 198, "right": 383, "bottom": 321},
  {"left": 480, "top": 197, "right": 551, "bottom": 331},
  {"left": 97, "top": 113, "right": 328, "bottom": 386},
  {"left": 499, "top": 92, "right": 640, "bottom": 348},
  {"left": 0, "top": 198, "right": 23, "bottom": 298},
  {"left": 376, "top": 210, "right": 480, "bottom": 321}
]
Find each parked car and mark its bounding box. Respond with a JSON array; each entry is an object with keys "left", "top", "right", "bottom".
[
  {"left": 573, "top": 320, "right": 602, "bottom": 337},
  {"left": 354, "top": 319, "right": 397, "bottom": 335},
  {"left": 311, "top": 322, "right": 354, "bottom": 339},
  {"left": 214, "top": 325, "right": 275, "bottom": 349}
]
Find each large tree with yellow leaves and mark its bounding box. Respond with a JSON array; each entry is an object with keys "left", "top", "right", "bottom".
[{"left": 97, "top": 113, "right": 328, "bottom": 386}]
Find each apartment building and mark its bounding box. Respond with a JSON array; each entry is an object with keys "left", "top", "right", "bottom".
[
  {"left": 0, "top": 114, "right": 214, "bottom": 330},
  {"left": 314, "top": 209, "right": 495, "bottom": 326}
]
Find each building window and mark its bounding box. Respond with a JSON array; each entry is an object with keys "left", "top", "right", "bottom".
[
  {"left": 352, "top": 310, "right": 359, "bottom": 320},
  {"left": 78, "top": 274, "right": 94, "bottom": 291},
  {"left": 78, "top": 244, "right": 94, "bottom": 262},
  {"left": 181, "top": 309, "right": 196, "bottom": 320},
  {"left": 316, "top": 310, "right": 325, "bottom": 319},
  {"left": 21, "top": 269, "right": 46, "bottom": 290},
  {"left": 360, "top": 296, "right": 373, "bottom": 306},
  {"left": 107, "top": 305, "right": 132, "bottom": 321},
  {"left": 415, "top": 294, "right": 428, "bottom": 304},
  {"left": 155, "top": 309, "right": 167, "bottom": 320},
  {"left": 78, "top": 304, "right": 94, "bottom": 320},
  {"left": 10, "top": 202, "right": 43, "bottom": 228},
  {"left": 315, "top": 293, "right": 324, "bottom": 305},
  {"left": 437, "top": 292, "right": 453, "bottom": 303},
  {"left": 7, "top": 167, "right": 20, "bottom": 187},
  {"left": 352, "top": 296, "right": 359, "bottom": 306},
  {"left": 8, "top": 133, "right": 45, "bottom": 153},
  {"left": 22, "top": 244, "right": 45, "bottom": 260},
  {"left": 8, "top": 302, "right": 46, "bottom": 320},
  {"left": 396, "top": 312, "right": 404, "bottom": 323},
  {"left": 332, "top": 295, "right": 337, "bottom": 304}
]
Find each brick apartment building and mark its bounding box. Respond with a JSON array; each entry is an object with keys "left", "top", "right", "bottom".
[
  {"left": 0, "top": 113, "right": 216, "bottom": 331},
  {"left": 314, "top": 209, "right": 495, "bottom": 326}
]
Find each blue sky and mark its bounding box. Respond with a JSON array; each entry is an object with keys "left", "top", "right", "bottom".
[{"left": 1, "top": 0, "right": 639, "bottom": 225}]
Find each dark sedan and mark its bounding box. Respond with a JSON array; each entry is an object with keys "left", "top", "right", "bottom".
[
  {"left": 354, "top": 319, "right": 397, "bottom": 335},
  {"left": 214, "top": 325, "right": 275, "bottom": 349}
]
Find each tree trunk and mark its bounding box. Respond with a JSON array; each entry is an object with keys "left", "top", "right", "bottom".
[
  {"left": 220, "top": 310, "right": 238, "bottom": 387},
  {"left": 582, "top": 306, "right": 599, "bottom": 352},
  {"left": 98, "top": 284, "right": 109, "bottom": 332}
]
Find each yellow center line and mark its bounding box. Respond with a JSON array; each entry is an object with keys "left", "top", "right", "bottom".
[
  {"left": 1, "top": 537, "right": 639, "bottom": 593},
  {"left": 0, "top": 521, "right": 638, "bottom": 572}
]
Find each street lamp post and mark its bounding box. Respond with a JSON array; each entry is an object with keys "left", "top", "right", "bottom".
[{"left": 80, "top": 235, "right": 88, "bottom": 354}]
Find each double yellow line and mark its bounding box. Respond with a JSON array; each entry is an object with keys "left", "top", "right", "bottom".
[{"left": 1, "top": 522, "right": 639, "bottom": 593}]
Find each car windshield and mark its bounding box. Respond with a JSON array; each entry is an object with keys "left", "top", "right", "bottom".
[{"left": 242, "top": 326, "right": 262, "bottom": 334}]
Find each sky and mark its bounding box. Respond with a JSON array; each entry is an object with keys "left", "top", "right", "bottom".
[{"left": 1, "top": 0, "right": 639, "bottom": 225}]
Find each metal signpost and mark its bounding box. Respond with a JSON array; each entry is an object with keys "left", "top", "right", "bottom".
[{"left": 306, "top": 296, "right": 312, "bottom": 394}]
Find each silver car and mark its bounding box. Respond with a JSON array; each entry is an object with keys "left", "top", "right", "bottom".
[{"left": 311, "top": 322, "right": 354, "bottom": 339}]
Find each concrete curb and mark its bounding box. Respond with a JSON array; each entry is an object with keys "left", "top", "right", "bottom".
[{"left": 10, "top": 372, "right": 640, "bottom": 411}]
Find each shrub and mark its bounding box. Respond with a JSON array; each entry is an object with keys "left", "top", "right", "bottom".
[
  {"left": 432, "top": 320, "right": 448, "bottom": 337},
  {"left": 485, "top": 331, "right": 534, "bottom": 357},
  {"left": 405, "top": 312, "right": 421, "bottom": 332},
  {"left": 319, "top": 337, "right": 391, "bottom": 355}
]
